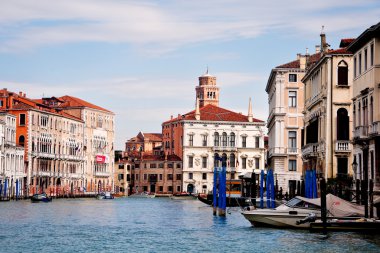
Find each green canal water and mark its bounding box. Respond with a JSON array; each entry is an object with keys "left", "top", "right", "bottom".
[{"left": 0, "top": 198, "right": 379, "bottom": 252}]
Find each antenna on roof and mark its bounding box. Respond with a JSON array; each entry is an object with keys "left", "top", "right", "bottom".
[
  {"left": 206, "top": 66, "right": 209, "bottom": 74},
  {"left": 321, "top": 25, "right": 325, "bottom": 34}
]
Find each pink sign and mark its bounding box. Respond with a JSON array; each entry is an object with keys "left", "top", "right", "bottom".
[{"left": 96, "top": 155, "right": 106, "bottom": 163}]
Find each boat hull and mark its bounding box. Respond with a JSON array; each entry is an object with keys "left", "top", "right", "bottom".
[
  {"left": 197, "top": 194, "right": 254, "bottom": 208},
  {"left": 242, "top": 211, "right": 318, "bottom": 228}
]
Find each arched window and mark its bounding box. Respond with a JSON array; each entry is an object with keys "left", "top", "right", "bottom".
[
  {"left": 222, "top": 132, "right": 227, "bottom": 146},
  {"left": 230, "top": 154, "right": 235, "bottom": 168},
  {"left": 370, "top": 96, "right": 373, "bottom": 124},
  {"left": 214, "top": 132, "right": 219, "bottom": 146},
  {"left": 337, "top": 60, "right": 348, "bottom": 85},
  {"left": 214, "top": 153, "right": 220, "bottom": 168},
  {"left": 221, "top": 153, "right": 227, "bottom": 167},
  {"left": 337, "top": 108, "right": 349, "bottom": 140},
  {"left": 19, "top": 135, "right": 25, "bottom": 147},
  {"left": 230, "top": 133, "right": 235, "bottom": 147}
]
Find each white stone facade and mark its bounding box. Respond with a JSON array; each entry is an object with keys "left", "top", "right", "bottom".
[{"left": 182, "top": 120, "right": 266, "bottom": 194}]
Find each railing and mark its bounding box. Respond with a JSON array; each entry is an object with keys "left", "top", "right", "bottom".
[
  {"left": 212, "top": 146, "right": 237, "bottom": 152},
  {"left": 287, "top": 147, "right": 298, "bottom": 155},
  {"left": 301, "top": 143, "right": 319, "bottom": 157},
  {"left": 268, "top": 147, "right": 286, "bottom": 158},
  {"left": 354, "top": 126, "right": 368, "bottom": 139},
  {"left": 369, "top": 121, "right": 380, "bottom": 136},
  {"left": 94, "top": 171, "right": 110, "bottom": 177},
  {"left": 335, "top": 140, "right": 351, "bottom": 152}
]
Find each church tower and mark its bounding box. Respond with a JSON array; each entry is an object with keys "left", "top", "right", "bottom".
[{"left": 195, "top": 68, "right": 220, "bottom": 107}]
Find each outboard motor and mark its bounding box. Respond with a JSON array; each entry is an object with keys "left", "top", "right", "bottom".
[{"left": 296, "top": 212, "right": 317, "bottom": 225}]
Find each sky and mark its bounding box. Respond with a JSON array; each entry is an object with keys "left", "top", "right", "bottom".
[{"left": 0, "top": 0, "right": 379, "bottom": 149}]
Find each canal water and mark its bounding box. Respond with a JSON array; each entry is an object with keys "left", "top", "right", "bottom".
[{"left": 0, "top": 198, "right": 379, "bottom": 253}]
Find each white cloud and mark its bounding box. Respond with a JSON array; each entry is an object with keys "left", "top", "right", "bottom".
[{"left": 0, "top": 0, "right": 378, "bottom": 53}]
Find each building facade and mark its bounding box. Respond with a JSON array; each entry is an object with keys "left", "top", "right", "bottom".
[
  {"left": 302, "top": 34, "right": 354, "bottom": 180},
  {"left": 114, "top": 157, "right": 132, "bottom": 196},
  {"left": 347, "top": 22, "right": 380, "bottom": 190},
  {"left": 0, "top": 112, "right": 25, "bottom": 199},
  {"left": 162, "top": 72, "right": 266, "bottom": 194},
  {"left": 266, "top": 52, "right": 320, "bottom": 193},
  {"left": 125, "top": 132, "right": 162, "bottom": 155}
]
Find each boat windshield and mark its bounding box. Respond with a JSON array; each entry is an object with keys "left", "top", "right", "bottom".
[{"left": 285, "top": 198, "right": 319, "bottom": 209}]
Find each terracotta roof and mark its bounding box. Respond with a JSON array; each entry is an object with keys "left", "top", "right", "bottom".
[
  {"left": 141, "top": 154, "right": 181, "bottom": 161},
  {"left": 276, "top": 53, "right": 321, "bottom": 69},
  {"left": 144, "top": 133, "right": 163, "bottom": 142},
  {"left": 339, "top": 38, "right": 355, "bottom": 48},
  {"left": 163, "top": 104, "right": 264, "bottom": 124},
  {"left": 59, "top": 95, "right": 113, "bottom": 113},
  {"left": 327, "top": 48, "right": 352, "bottom": 55},
  {"left": 347, "top": 22, "right": 380, "bottom": 52}
]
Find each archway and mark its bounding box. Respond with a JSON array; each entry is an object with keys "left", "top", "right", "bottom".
[
  {"left": 187, "top": 184, "right": 194, "bottom": 193},
  {"left": 98, "top": 180, "right": 102, "bottom": 193}
]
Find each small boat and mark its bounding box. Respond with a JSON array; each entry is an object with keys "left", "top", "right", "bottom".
[
  {"left": 31, "top": 193, "right": 52, "bottom": 203},
  {"left": 241, "top": 194, "right": 371, "bottom": 229},
  {"left": 197, "top": 193, "right": 255, "bottom": 208},
  {"left": 96, "top": 192, "right": 114, "bottom": 200},
  {"left": 170, "top": 192, "right": 196, "bottom": 200},
  {"left": 129, "top": 192, "right": 156, "bottom": 198}
]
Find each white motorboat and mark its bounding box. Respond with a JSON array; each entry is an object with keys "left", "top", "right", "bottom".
[{"left": 242, "top": 194, "right": 369, "bottom": 229}]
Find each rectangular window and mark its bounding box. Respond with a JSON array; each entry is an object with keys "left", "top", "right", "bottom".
[
  {"left": 143, "top": 174, "right": 147, "bottom": 180},
  {"left": 188, "top": 156, "right": 193, "bottom": 168},
  {"left": 167, "top": 174, "right": 173, "bottom": 180},
  {"left": 289, "top": 160, "right": 297, "bottom": 171},
  {"left": 150, "top": 163, "right": 157, "bottom": 168},
  {"left": 202, "top": 135, "right": 207, "bottom": 146},
  {"left": 202, "top": 173, "right": 207, "bottom": 180},
  {"left": 255, "top": 137, "right": 260, "bottom": 148},
  {"left": 168, "top": 163, "right": 173, "bottom": 168},
  {"left": 19, "top": 114, "right": 26, "bottom": 126},
  {"left": 118, "top": 174, "right": 124, "bottom": 180},
  {"left": 359, "top": 53, "right": 362, "bottom": 75},
  {"left": 118, "top": 164, "right": 124, "bottom": 169},
  {"left": 168, "top": 186, "right": 173, "bottom": 192},
  {"left": 189, "top": 135, "right": 193, "bottom": 146},
  {"left": 177, "top": 186, "right": 181, "bottom": 192},
  {"left": 159, "top": 174, "right": 163, "bottom": 181},
  {"left": 242, "top": 136, "right": 247, "bottom": 148},
  {"left": 202, "top": 157, "right": 207, "bottom": 168},
  {"left": 159, "top": 163, "right": 164, "bottom": 168},
  {"left": 189, "top": 173, "right": 193, "bottom": 180},
  {"left": 337, "top": 157, "right": 348, "bottom": 176},
  {"left": 176, "top": 163, "right": 181, "bottom": 168},
  {"left": 288, "top": 91, "right": 296, "bottom": 108},
  {"left": 364, "top": 48, "right": 368, "bottom": 71},
  {"left": 288, "top": 131, "right": 297, "bottom": 152},
  {"left": 255, "top": 158, "right": 260, "bottom": 169},
  {"left": 354, "top": 57, "right": 357, "bottom": 77},
  {"left": 176, "top": 174, "right": 182, "bottom": 180},
  {"left": 370, "top": 43, "right": 374, "bottom": 66},
  {"left": 136, "top": 174, "right": 139, "bottom": 180},
  {"left": 159, "top": 186, "right": 163, "bottom": 192},
  {"left": 289, "top": 74, "right": 297, "bottom": 82},
  {"left": 242, "top": 158, "right": 247, "bottom": 169}
]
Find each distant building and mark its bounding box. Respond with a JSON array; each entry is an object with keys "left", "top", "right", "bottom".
[
  {"left": 125, "top": 132, "right": 162, "bottom": 155},
  {"left": 132, "top": 154, "right": 182, "bottom": 194},
  {"left": 301, "top": 32, "right": 354, "bottom": 179},
  {"left": 114, "top": 157, "right": 132, "bottom": 196},
  {"left": 162, "top": 71, "right": 266, "bottom": 194},
  {"left": 266, "top": 49, "right": 320, "bottom": 193},
  {"left": 347, "top": 22, "right": 380, "bottom": 190}
]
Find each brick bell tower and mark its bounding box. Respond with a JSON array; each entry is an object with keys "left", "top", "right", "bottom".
[{"left": 195, "top": 68, "right": 220, "bottom": 107}]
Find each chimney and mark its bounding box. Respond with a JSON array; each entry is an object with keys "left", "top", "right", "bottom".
[
  {"left": 170, "top": 115, "right": 173, "bottom": 120},
  {"left": 315, "top": 45, "right": 321, "bottom": 54},
  {"left": 19, "top": 92, "right": 22, "bottom": 96},
  {"left": 299, "top": 55, "right": 306, "bottom": 70},
  {"left": 24, "top": 93, "right": 26, "bottom": 97},
  {"left": 248, "top": 97, "right": 253, "bottom": 122},
  {"left": 177, "top": 113, "right": 181, "bottom": 119},
  {"left": 296, "top": 53, "right": 301, "bottom": 60},
  {"left": 195, "top": 98, "right": 200, "bottom": 120},
  {"left": 320, "top": 25, "right": 330, "bottom": 53}
]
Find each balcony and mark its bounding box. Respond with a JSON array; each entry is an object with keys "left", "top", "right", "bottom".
[
  {"left": 335, "top": 140, "right": 351, "bottom": 153},
  {"left": 369, "top": 121, "right": 380, "bottom": 136},
  {"left": 287, "top": 147, "right": 299, "bottom": 155},
  {"left": 301, "top": 143, "right": 319, "bottom": 157},
  {"left": 354, "top": 126, "right": 368, "bottom": 140},
  {"left": 212, "top": 146, "right": 237, "bottom": 152},
  {"left": 94, "top": 171, "right": 111, "bottom": 177}
]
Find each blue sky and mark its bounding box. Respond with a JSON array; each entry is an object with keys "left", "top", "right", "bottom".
[{"left": 1, "top": 0, "right": 379, "bottom": 149}]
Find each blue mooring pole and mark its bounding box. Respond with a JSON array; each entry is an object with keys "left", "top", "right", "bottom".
[
  {"left": 213, "top": 167, "right": 217, "bottom": 215},
  {"left": 218, "top": 166, "right": 226, "bottom": 216}
]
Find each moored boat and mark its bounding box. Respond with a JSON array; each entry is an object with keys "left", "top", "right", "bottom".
[
  {"left": 96, "top": 192, "right": 114, "bottom": 200},
  {"left": 197, "top": 193, "right": 255, "bottom": 208},
  {"left": 129, "top": 192, "right": 156, "bottom": 198},
  {"left": 31, "top": 193, "right": 52, "bottom": 203},
  {"left": 241, "top": 194, "right": 373, "bottom": 229},
  {"left": 170, "top": 192, "right": 196, "bottom": 200}
]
